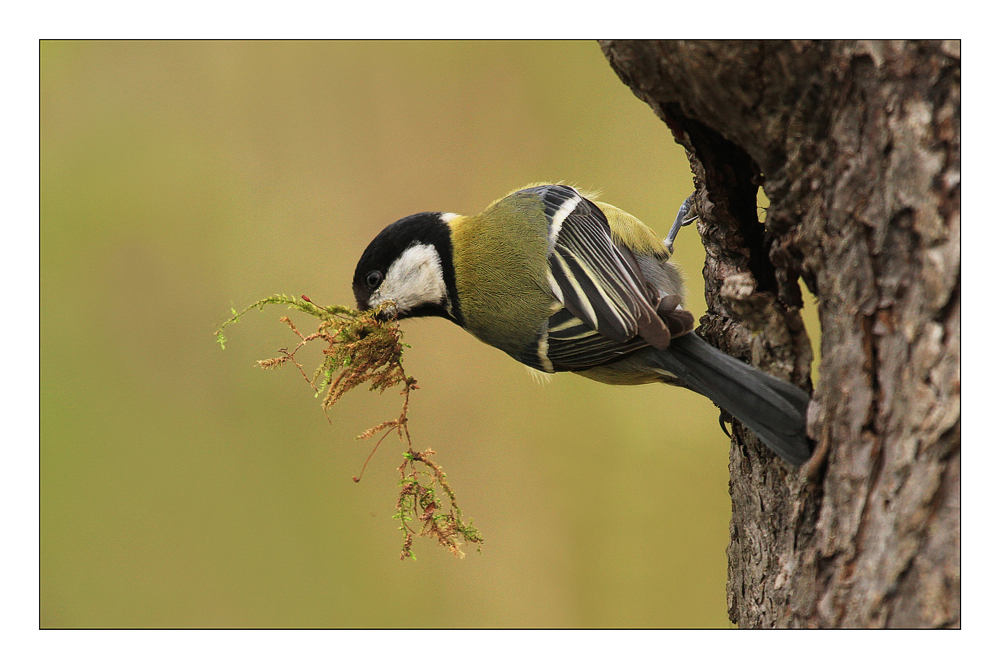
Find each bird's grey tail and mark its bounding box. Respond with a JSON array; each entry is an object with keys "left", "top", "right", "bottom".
[{"left": 639, "top": 333, "right": 812, "bottom": 467}]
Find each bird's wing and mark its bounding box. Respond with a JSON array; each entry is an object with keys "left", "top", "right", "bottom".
[
  {"left": 531, "top": 184, "right": 672, "bottom": 348},
  {"left": 511, "top": 185, "right": 696, "bottom": 374},
  {"left": 519, "top": 307, "right": 650, "bottom": 372}
]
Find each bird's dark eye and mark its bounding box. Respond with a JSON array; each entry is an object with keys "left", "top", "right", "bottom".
[{"left": 365, "top": 270, "right": 383, "bottom": 289}]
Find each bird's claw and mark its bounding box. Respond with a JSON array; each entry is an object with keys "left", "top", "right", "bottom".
[
  {"left": 718, "top": 408, "right": 733, "bottom": 439},
  {"left": 665, "top": 192, "right": 698, "bottom": 254}
]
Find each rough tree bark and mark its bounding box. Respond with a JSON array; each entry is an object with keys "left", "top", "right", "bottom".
[{"left": 600, "top": 40, "right": 959, "bottom": 628}]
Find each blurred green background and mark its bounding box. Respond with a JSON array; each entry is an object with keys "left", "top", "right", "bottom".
[{"left": 41, "top": 40, "right": 734, "bottom": 628}]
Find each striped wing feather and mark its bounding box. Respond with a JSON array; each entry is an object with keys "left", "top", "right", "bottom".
[{"left": 514, "top": 185, "right": 675, "bottom": 373}]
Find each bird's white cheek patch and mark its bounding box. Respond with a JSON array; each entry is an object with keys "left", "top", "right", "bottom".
[{"left": 372, "top": 243, "right": 447, "bottom": 314}]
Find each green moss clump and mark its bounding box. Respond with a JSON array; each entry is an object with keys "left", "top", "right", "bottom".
[{"left": 215, "top": 294, "right": 482, "bottom": 560}]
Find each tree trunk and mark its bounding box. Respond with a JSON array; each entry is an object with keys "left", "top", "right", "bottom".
[{"left": 600, "top": 40, "right": 959, "bottom": 628}]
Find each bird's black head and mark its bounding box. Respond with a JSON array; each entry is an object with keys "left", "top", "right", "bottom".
[{"left": 352, "top": 212, "right": 462, "bottom": 324}]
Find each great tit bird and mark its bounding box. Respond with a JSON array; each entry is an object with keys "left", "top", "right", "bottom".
[{"left": 353, "top": 184, "right": 812, "bottom": 466}]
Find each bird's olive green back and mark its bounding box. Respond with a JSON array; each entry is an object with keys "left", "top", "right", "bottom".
[
  {"left": 595, "top": 201, "right": 670, "bottom": 258},
  {"left": 448, "top": 191, "right": 555, "bottom": 355}
]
